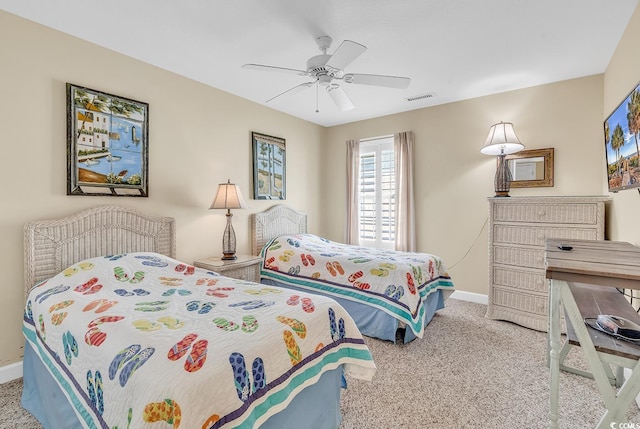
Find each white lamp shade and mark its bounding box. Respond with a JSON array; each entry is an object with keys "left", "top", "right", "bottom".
[
  {"left": 209, "top": 180, "right": 248, "bottom": 210},
  {"left": 481, "top": 122, "right": 525, "bottom": 156}
]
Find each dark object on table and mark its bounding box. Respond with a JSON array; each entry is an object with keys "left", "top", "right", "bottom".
[{"left": 584, "top": 314, "right": 640, "bottom": 343}]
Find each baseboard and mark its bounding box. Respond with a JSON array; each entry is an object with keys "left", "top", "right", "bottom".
[
  {"left": 0, "top": 360, "right": 23, "bottom": 384},
  {"left": 450, "top": 290, "right": 488, "bottom": 305}
]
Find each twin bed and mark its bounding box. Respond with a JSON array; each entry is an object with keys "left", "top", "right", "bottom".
[
  {"left": 21, "top": 206, "right": 375, "bottom": 429},
  {"left": 251, "top": 205, "right": 455, "bottom": 343}
]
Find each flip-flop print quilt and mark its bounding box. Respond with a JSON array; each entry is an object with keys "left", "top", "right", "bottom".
[
  {"left": 23, "top": 252, "right": 375, "bottom": 428},
  {"left": 260, "top": 234, "right": 455, "bottom": 338}
]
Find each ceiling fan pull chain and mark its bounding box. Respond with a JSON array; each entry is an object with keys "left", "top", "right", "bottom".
[{"left": 315, "top": 83, "right": 319, "bottom": 113}]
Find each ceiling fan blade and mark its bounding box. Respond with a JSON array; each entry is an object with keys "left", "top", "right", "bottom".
[
  {"left": 325, "top": 40, "right": 367, "bottom": 70},
  {"left": 343, "top": 73, "right": 410, "bottom": 89},
  {"left": 326, "top": 85, "right": 354, "bottom": 111},
  {"left": 242, "top": 63, "right": 310, "bottom": 77},
  {"left": 266, "top": 81, "right": 316, "bottom": 103}
]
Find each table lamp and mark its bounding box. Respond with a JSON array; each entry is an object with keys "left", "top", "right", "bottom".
[
  {"left": 481, "top": 121, "right": 525, "bottom": 197},
  {"left": 209, "top": 179, "right": 248, "bottom": 260}
]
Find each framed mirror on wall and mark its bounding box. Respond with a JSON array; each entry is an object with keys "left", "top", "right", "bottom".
[{"left": 505, "top": 148, "right": 554, "bottom": 188}]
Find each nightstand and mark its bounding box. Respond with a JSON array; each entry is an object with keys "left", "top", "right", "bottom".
[{"left": 193, "top": 254, "right": 262, "bottom": 283}]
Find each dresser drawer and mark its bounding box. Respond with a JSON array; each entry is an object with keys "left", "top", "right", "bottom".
[
  {"left": 493, "top": 266, "right": 547, "bottom": 293},
  {"left": 494, "top": 245, "right": 545, "bottom": 269},
  {"left": 485, "top": 306, "right": 550, "bottom": 332},
  {"left": 492, "top": 203, "right": 598, "bottom": 224},
  {"left": 491, "top": 286, "right": 548, "bottom": 316},
  {"left": 493, "top": 224, "right": 599, "bottom": 246}
]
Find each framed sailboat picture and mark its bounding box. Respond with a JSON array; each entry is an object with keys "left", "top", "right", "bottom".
[{"left": 66, "top": 83, "right": 149, "bottom": 196}]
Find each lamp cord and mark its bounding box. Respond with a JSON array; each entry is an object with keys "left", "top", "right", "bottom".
[{"left": 447, "top": 216, "right": 488, "bottom": 270}]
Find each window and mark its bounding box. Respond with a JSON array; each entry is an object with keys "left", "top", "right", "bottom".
[{"left": 359, "top": 136, "right": 395, "bottom": 249}]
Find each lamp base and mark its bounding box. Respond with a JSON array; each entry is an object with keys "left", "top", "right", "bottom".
[
  {"left": 221, "top": 210, "right": 237, "bottom": 261},
  {"left": 221, "top": 253, "right": 237, "bottom": 261},
  {"left": 494, "top": 154, "right": 513, "bottom": 198}
]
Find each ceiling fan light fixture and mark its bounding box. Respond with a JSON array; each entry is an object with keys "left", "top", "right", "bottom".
[{"left": 318, "top": 75, "right": 332, "bottom": 87}]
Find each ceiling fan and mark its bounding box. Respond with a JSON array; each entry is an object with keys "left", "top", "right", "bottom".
[{"left": 242, "top": 36, "right": 411, "bottom": 112}]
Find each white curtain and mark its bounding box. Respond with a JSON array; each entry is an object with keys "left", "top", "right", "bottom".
[
  {"left": 394, "top": 131, "right": 416, "bottom": 252},
  {"left": 346, "top": 139, "right": 360, "bottom": 245}
]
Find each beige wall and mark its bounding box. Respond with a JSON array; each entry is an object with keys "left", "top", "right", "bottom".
[
  {"left": 0, "top": 11, "right": 325, "bottom": 367},
  {"left": 604, "top": 4, "right": 640, "bottom": 243},
  {"left": 324, "top": 75, "right": 605, "bottom": 296}
]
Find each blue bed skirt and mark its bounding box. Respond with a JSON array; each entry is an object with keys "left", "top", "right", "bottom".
[
  {"left": 261, "top": 279, "right": 445, "bottom": 343},
  {"left": 21, "top": 342, "right": 345, "bottom": 429}
]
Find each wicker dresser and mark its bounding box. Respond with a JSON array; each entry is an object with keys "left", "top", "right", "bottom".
[{"left": 486, "top": 196, "right": 609, "bottom": 331}]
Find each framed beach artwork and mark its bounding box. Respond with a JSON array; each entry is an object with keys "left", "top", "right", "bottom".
[
  {"left": 604, "top": 79, "right": 640, "bottom": 193},
  {"left": 252, "top": 131, "right": 286, "bottom": 200},
  {"left": 67, "top": 83, "right": 149, "bottom": 196}
]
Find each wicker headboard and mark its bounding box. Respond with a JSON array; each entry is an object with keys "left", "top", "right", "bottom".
[
  {"left": 24, "top": 205, "right": 176, "bottom": 296},
  {"left": 251, "top": 205, "right": 307, "bottom": 255}
]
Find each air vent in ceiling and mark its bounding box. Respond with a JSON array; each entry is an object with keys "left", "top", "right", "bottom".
[{"left": 405, "top": 92, "right": 436, "bottom": 102}]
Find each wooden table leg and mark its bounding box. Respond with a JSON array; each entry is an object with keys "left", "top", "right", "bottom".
[{"left": 549, "top": 278, "right": 562, "bottom": 429}]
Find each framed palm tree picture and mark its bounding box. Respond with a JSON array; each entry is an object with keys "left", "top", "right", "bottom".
[
  {"left": 604, "top": 79, "right": 640, "bottom": 193},
  {"left": 252, "top": 132, "right": 286, "bottom": 200},
  {"left": 67, "top": 83, "right": 149, "bottom": 196}
]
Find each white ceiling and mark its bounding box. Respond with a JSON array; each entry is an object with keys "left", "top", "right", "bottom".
[{"left": 1, "top": 0, "right": 637, "bottom": 127}]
